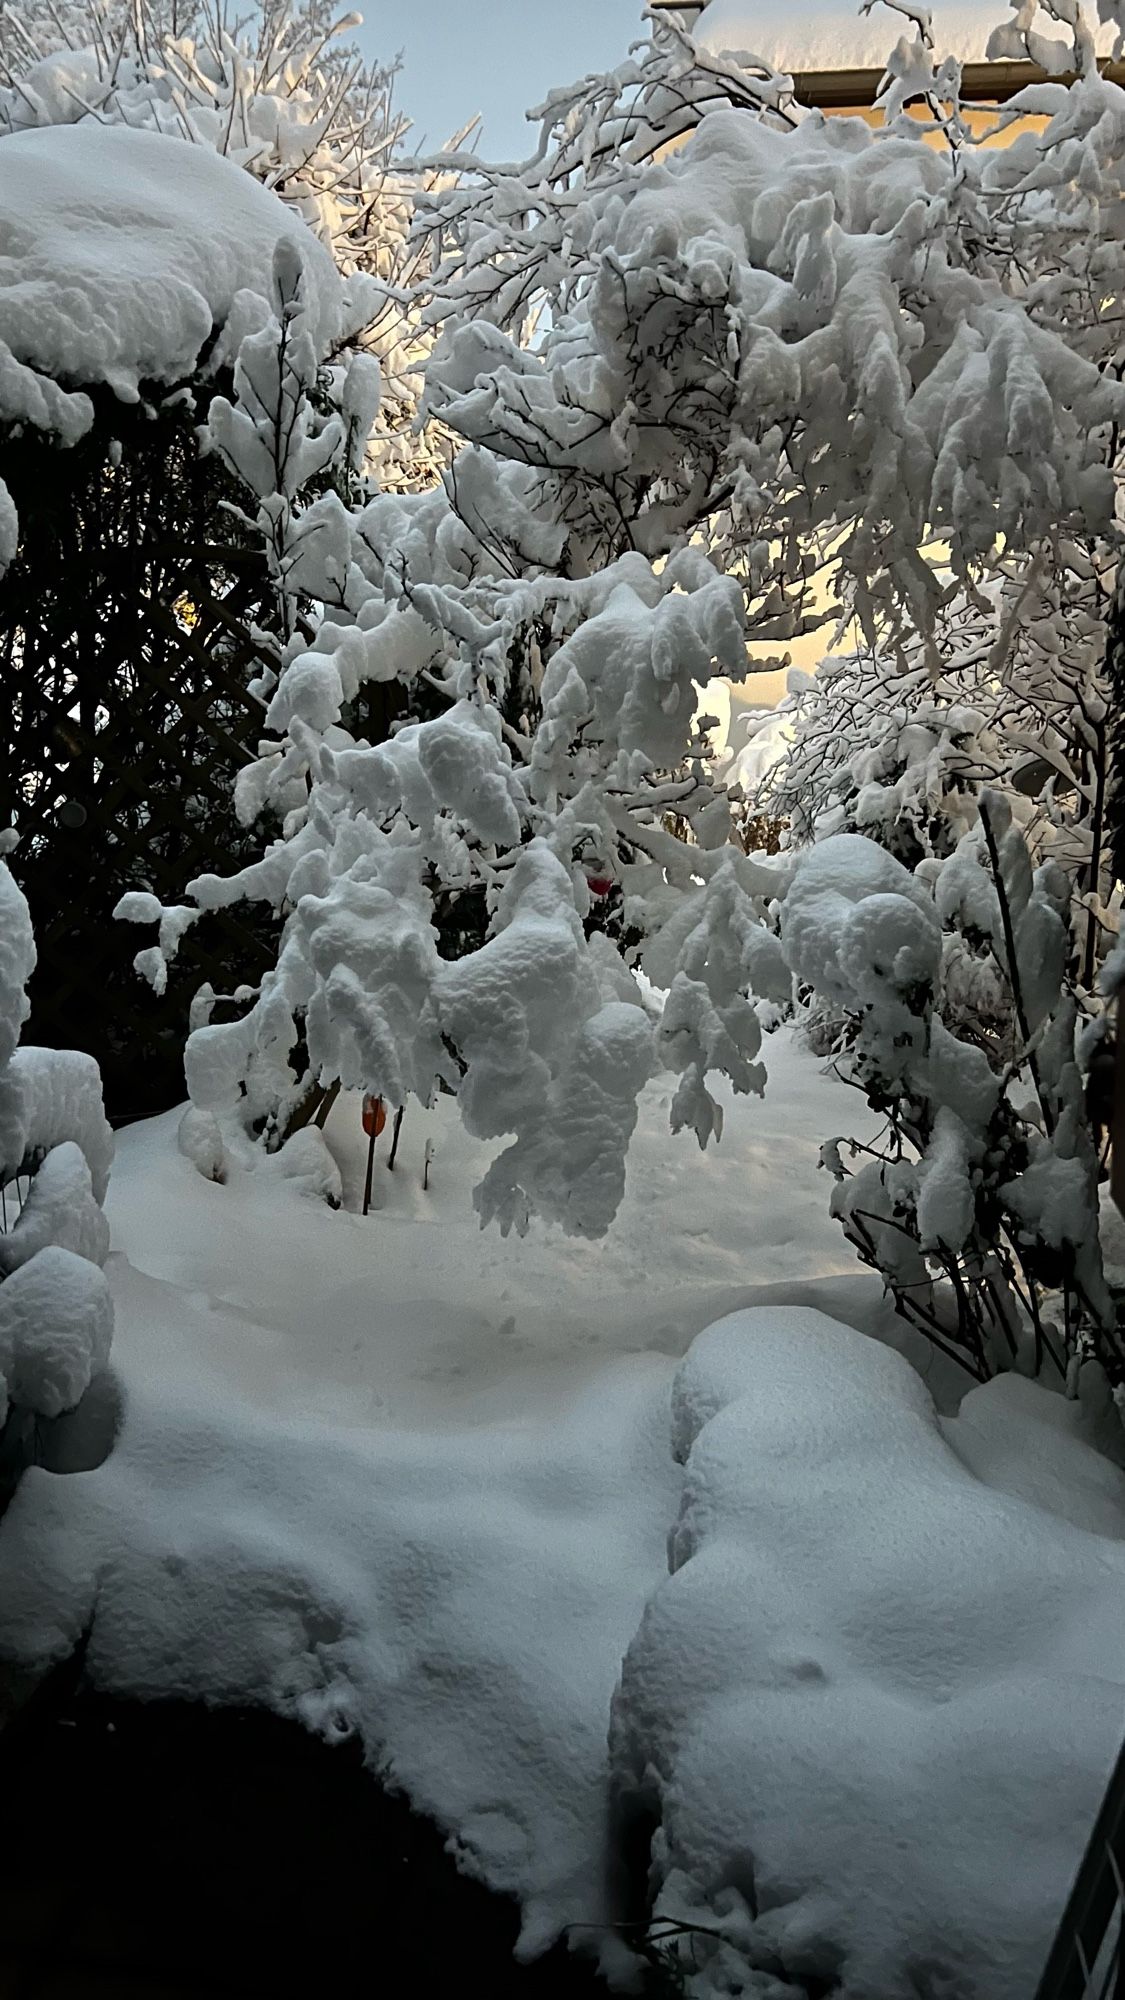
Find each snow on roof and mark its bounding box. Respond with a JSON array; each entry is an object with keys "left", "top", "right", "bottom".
[
  {"left": 0, "top": 122, "right": 341, "bottom": 436},
  {"left": 694, "top": 0, "right": 1118, "bottom": 72}
]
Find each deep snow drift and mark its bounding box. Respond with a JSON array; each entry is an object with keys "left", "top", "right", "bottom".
[{"left": 0, "top": 1030, "right": 1122, "bottom": 1996}]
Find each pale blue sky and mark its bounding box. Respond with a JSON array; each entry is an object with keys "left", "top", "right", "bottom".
[
  {"left": 358, "top": 1, "right": 650, "bottom": 157},
  {"left": 357, "top": 4, "right": 1005, "bottom": 156}
]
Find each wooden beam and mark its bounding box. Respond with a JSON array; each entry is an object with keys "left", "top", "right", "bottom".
[{"left": 790, "top": 59, "right": 1125, "bottom": 107}]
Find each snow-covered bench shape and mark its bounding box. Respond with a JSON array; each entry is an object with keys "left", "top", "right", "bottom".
[{"left": 610, "top": 1304, "right": 1125, "bottom": 2000}]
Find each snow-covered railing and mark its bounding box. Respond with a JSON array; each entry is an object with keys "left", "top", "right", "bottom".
[
  {"left": 779, "top": 56, "right": 1125, "bottom": 102},
  {"left": 1035, "top": 1736, "right": 1125, "bottom": 2000}
]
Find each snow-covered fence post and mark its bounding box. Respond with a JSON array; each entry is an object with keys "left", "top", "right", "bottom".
[{"left": 0, "top": 853, "right": 116, "bottom": 1508}]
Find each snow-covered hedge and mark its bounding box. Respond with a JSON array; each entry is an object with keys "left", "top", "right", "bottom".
[
  {"left": 0, "top": 0, "right": 450, "bottom": 494},
  {"left": 0, "top": 118, "right": 351, "bottom": 550}
]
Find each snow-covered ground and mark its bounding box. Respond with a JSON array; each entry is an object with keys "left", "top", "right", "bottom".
[
  {"left": 1, "top": 1027, "right": 1123, "bottom": 1995},
  {"left": 108, "top": 1028, "right": 892, "bottom": 1428}
]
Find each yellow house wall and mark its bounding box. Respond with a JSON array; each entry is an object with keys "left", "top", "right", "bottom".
[{"left": 833, "top": 100, "right": 1044, "bottom": 145}]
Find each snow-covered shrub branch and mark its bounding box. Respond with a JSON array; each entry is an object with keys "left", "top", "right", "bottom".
[
  {"left": 781, "top": 807, "right": 1121, "bottom": 1390},
  {"left": 758, "top": 553, "right": 1118, "bottom": 984},
  {"left": 204, "top": 238, "right": 380, "bottom": 644},
  {"left": 414, "top": 7, "right": 798, "bottom": 339},
  {"left": 415, "top": 4, "right": 1124, "bottom": 647},
  {"left": 129, "top": 296, "right": 792, "bottom": 1227}
]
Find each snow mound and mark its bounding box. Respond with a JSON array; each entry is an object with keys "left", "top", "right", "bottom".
[
  {"left": 6, "top": 1035, "right": 1114, "bottom": 1991},
  {"left": 0, "top": 1245, "right": 113, "bottom": 1421},
  {"left": 0, "top": 1356, "right": 676, "bottom": 1963},
  {"left": 610, "top": 1305, "right": 1125, "bottom": 2000},
  {"left": 0, "top": 1026, "right": 886, "bottom": 1966},
  {"left": 0, "top": 123, "right": 341, "bottom": 439}
]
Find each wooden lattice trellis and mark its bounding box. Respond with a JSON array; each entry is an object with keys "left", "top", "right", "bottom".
[{"left": 1, "top": 389, "right": 284, "bottom": 1123}]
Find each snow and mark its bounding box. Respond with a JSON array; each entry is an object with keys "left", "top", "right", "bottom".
[
  {"left": 0, "top": 1047, "right": 114, "bottom": 1204},
  {"left": 693, "top": 0, "right": 1120, "bottom": 72},
  {"left": 0, "top": 860, "right": 35, "bottom": 1069},
  {"left": 0, "top": 1245, "right": 113, "bottom": 1421},
  {"left": 722, "top": 703, "right": 794, "bottom": 797},
  {"left": 104, "top": 1027, "right": 890, "bottom": 1428},
  {"left": 0, "top": 46, "right": 122, "bottom": 134},
  {"left": 0, "top": 1141, "right": 110, "bottom": 1275},
  {"left": 3, "top": 16, "right": 1123, "bottom": 1984},
  {"left": 0, "top": 1031, "right": 892, "bottom": 1958},
  {"left": 1, "top": 1023, "right": 1122, "bottom": 1991},
  {"left": 0, "top": 123, "right": 342, "bottom": 442},
  {"left": 611, "top": 1305, "right": 1125, "bottom": 2000},
  {"left": 0, "top": 863, "right": 117, "bottom": 1438},
  {"left": 781, "top": 831, "right": 942, "bottom": 1032}
]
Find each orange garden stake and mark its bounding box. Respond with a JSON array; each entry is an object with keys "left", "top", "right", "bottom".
[{"left": 362, "top": 1094, "right": 386, "bottom": 1215}]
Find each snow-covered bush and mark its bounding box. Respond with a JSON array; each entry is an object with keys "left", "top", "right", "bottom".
[
  {"left": 0, "top": 854, "right": 116, "bottom": 1503},
  {"left": 124, "top": 2, "right": 1125, "bottom": 1259},
  {"left": 757, "top": 561, "right": 1116, "bottom": 980},
  {"left": 780, "top": 806, "right": 1122, "bottom": 1391}
]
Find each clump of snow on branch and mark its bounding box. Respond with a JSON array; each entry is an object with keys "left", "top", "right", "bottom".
[{"left": 757, "top": 555, "right": 1117, "bottom": 988}]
